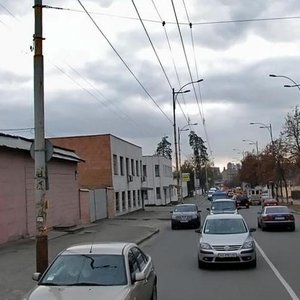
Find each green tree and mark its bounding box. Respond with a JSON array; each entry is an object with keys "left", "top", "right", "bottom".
[
  {"left": 189, "top": 131, "right": 209, "bottom": 192},
  {"left": 155, "top": 136, "right": 172, "bottom": 159}
]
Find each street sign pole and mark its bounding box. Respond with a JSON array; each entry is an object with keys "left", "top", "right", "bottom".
[{"left": 34, "top": 0, "right": 48, "bottom": 273}]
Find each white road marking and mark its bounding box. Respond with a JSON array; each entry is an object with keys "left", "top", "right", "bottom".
[{"left": 256, "top": 241, "right": 299, "bottom": 300}]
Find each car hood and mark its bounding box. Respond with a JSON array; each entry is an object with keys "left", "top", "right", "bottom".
[
  {"left": 201, "top": 232, "right": 250, "bottom": 246},
  {"left": 23, "top": 285, "right": 130, "bottom": 300},
  {"left": 211, "top": 210, "right": 237, "bottom": 214}
]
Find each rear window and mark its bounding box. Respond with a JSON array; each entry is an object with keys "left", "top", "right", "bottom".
[{"left": 265, "top": 206, "right": 289, "bottom": 214}]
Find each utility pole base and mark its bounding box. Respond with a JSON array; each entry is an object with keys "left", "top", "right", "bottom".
[{"left": 36, "top": 235, "right": 48, "bottom": 273}]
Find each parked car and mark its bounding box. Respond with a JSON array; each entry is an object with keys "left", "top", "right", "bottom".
[
  {"left": 196, "top": 214, "right": 256, "bottom": 268},
  {"left": 234, "top": 194, "right": 250, "bottom": 209},
  {"left": 257, "top": 205, "right": 295, "bottom": 231},
  {"left": 171, "top": 203, "right": 201, "bottom": 229},
  {"left": 23, "top": 242, "right": 157, "bottom": 300},
  {"left": 211, "top": 191, "right": 229, "bottom": 201},
  {"left": 207, "top": 199, "right": 238, "bottom": 214},
  {"left": 262, "top": 198, "right": 279, "bottom": 207}
]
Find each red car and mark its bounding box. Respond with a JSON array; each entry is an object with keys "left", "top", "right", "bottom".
[{"left": 262, "top": 198, "right": 279, "bottom": 207}]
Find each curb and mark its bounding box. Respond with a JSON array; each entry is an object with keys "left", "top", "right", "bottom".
[{"left": 136, "top": 228, "right": 160, "bottom": 245}]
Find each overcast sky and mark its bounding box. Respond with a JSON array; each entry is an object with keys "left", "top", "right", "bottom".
[{"left": 1, "top": 0, "right": 300, "bottom": 170}]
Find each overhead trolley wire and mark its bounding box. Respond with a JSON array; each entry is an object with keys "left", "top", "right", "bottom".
[
  {"left": 181, "top": 0, "right": 212, "bottom": 155},
  {"left": 76, "top": 0, "right": 173, "bottom": 125}
]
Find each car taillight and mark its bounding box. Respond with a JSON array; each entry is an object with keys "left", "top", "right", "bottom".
[
  {"left": 262, "top": 215, "right": 273, "bottom": 221},
  {"left": 288, "top": 215, "right": 295, "bottom": 220}
]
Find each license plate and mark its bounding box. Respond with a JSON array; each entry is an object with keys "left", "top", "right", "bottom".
[
  {"left": 218, "top": 253, "right": 237, "bottom": 257},
  {"left": 275, "top": 217, "right": 285, "bottom": 220}
]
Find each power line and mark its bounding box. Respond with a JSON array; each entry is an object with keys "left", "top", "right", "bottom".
[
  {"left": 76, "top": 0, "right": 173, "bottom": 125},
  {"left": 44, "top": 5, "right": 300, "bottom": 26}
]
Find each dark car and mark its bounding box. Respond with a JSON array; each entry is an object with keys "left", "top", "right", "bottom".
[
  {"left": 171, "top": 204, "right": 201, "bottom": 229},
  {"left": 234, "top": 194, "right": 250, "bottom": 209},
  {"left": 257, "top": 205, "right": 295, "bottom": 231},
  {"left": 211, "top": 191, "right": 229, "bottom": 201},
  {"left": 262, "top": 198, "right": 279, "bottom": 207}
]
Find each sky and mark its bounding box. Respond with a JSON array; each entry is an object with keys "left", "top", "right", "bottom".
[{"left": 1, "top": 0, "right": 300, "bottom": 170}]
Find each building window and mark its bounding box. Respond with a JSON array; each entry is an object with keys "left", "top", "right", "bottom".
[
  {"left": 128, "top": 191, "right": 131, "bottom": 208},
  {"left": 136, "top": 160, "right": 139, "bottom": 176},
  {"left": 113, "top": 154, "right": 118, "bottom": 175},
  {"left": 133, "top": 190, "right": 136, "bottom": 207},
  {"left": 120, "top": 156, "right": 124, "bottom": 176},
  {"left": 131, "top": 159, "right": 135, "bottom": 176},
  {"left": 155, "top": 165, "right": 160, "bottom": 177},
  {"left": 115, "top": 192, "right": 120, "bottom": 212},
  {"left": 143, "top": 165, "right": 147, "bottom": 177},
  {"left": 156, "top": 187, "right": 161, "bottom": 199},
  {"left": 137, "top": 190, "right": 141, "bottom": 206},
  {"left": 126, "top": 158, "right": 129, "bottom": 176},
  {"left": 122, "top": 191, "right": 126, "bottom": 211}
]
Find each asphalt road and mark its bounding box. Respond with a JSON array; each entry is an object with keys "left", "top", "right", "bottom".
[{"left": 141, "top": 196, "right": 300, "bottom": 300}]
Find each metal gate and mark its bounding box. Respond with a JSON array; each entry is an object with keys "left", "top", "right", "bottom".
[{"left": 90, "top": 188, "right": 107, "bottom": 222}]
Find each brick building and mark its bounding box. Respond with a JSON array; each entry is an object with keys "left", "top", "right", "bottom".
[{"left": 51, "top": 134, "right": 143, "bottom": 217}]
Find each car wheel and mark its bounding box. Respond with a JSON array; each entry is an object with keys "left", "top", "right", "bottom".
[
  {"left": 151, "top": 283, "right": 157, "bottom": 300},
  {"left": 261, "top": 225, "right": 266, "bottom": 231},
  {"left": 171, "top": 224, "right": 176, "bottom": 230},
  {"left": 290, "top": 224, "right": 295, "bottom": 231}
]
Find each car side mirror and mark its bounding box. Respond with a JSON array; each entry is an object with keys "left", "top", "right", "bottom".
[
  {"left": 249, "top": 228, "right": 256, "bottom": 232},
  {"left": 32, "top": 272, "right": 41, "bottom": 281},
  {"left": 195, "top": 229, "right": 202, "bottom": 234},
  {"left": 198, "top": 210, "right": 202, "bottom": 213},
  {"left": 134, "top": 272, "right": 146, "bottom": 282},
  {"left": 206, "top": 208, "right": 210, "bottom": 211},
  {"left": 170, "top": 211, "right": 173, "bottom": 213}
]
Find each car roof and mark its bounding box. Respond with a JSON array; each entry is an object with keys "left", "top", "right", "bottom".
[
  {"left": 175, "top": 203, "right": 196, "bottom": 207},
  {"left": 61, "top": 242, "right": 136, "bottom": 255},
  {"left": 205, "top": 213, "right": 243, "bottom": 220},
  {"left": 212, "top": 199, "right": 235, "bottom": 202}
]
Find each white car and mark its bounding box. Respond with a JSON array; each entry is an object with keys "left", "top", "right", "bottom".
[
  {"left": 207, "top": 199, "right": 238, "bottom": 214},
  {"left": 23, "top": 242, "right": 157, "bottom": 300},
  {"left": 197, "top": 214, "right": 256, "bottom": 268}
]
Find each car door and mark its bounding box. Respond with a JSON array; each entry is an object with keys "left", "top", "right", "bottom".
[{"left": 131, "top": 247, "right": 155, "bottom": 299}]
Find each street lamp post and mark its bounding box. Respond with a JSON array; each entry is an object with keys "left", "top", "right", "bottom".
[
  {"left": 242, "top": 139, "right": 259, "bottom": 155},
  {"left": 249, "top": 122, "right": 274, "bottom": 144},
  {"left": 173, "top": 79, "right": 203, "bottom": 202},
  {"left": 269, "top": 74, "right": 300, "bottom": 92},
  {"left": 178, "top": 122, "right": 198, "bottom": 202}
]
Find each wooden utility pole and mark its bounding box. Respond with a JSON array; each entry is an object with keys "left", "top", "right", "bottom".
[{"left": 33, "top": 0, "right": 48, "bottom": 273}]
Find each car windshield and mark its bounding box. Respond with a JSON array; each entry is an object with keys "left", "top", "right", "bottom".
[
  {"left": 204, "top": 218, "right": 247, "bottom": 234},
  {"left": 265, "top": 206, "right": 289, "bottom": 214},
  {"left": 174, "top": 205, "right": 197, "bottom": 212},
  {"left": 211, "top": 201, "right": 236, "bottom": 211},
  {"left": 40, "top": 254, "right": 127, "bottom": 286}
]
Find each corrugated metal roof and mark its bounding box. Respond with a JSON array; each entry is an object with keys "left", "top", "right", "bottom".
[{"left": 0, "top": 133, "right": 82, "bottom": 162}]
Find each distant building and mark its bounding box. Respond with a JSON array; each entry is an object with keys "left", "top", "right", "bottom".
[
  {"left": 0, "top": 133, "right": 82, "bottom": 244},
  {"left": 141, "top": 155, "right": 177, "bottom": 205},
  {"left": 222, "top": 162, "right": 241, "bottom": 184}
]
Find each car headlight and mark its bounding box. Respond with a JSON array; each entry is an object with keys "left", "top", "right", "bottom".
[
  {"left": 200, "top": 242, "right": 212, "bottom": 250},
  {"left": 171, "top": 215, "right": 177, "bottom": 220},
  {"left": 242, "top": 239, "right": 254, "bottom": 249},
  {"left": 191, "top": 214, "right": 198, "bottom": 219}
]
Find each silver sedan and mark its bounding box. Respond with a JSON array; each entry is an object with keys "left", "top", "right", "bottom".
[
  {"left": 23, "top": 242, "right": 157, "bottom": 300},
  {"left": 197, "top": 214, "right": 256, "bottom": 268}
]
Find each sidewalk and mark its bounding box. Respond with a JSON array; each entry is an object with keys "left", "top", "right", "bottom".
[{"left": 0, "top": 206, "right": 168, "bottom": 300}]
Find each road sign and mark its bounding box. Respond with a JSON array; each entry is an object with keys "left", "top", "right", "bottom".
[{"left": 182, "top": 173, "right": 190, "bottom": 182}]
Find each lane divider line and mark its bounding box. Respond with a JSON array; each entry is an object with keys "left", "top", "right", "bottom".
[{"left": 255, "top": 240, "right": 299, "bottom": 300}]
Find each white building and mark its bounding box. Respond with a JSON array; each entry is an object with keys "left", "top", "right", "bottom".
[{"left": 142, "top": 155, "right": 177, "bottom": 205}]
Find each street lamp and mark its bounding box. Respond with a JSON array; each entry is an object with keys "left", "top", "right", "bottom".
[
  {"left": 232, "top": 148, "right": 245, "bottom": 160},
  {"left": 178, "top": 122, "right": 198, "bottom": 202},
  {"left": 249, "top": 122, "right": 274, "bottom": 144},
  {"left": 173, "top": 79, "right": 203, "bottom": 202},
  {"left": 269, "top": 74, "right": 300, "bottom": 92},
  {"left": 242, "top": 139, "right": 259, "bottom": 155}
]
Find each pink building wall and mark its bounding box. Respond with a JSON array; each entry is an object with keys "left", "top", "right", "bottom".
[
  {"left": 79, "top": 189, "right": 90, "bottom": 224},
  {"left": 0, "top": 148, "right": 81, "bottom": 244}
]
